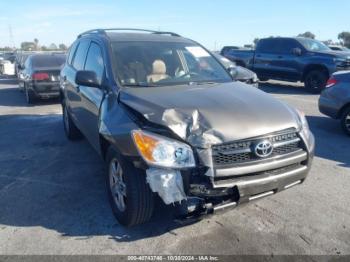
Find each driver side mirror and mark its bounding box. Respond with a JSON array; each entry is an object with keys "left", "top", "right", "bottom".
[
  {"left": 75, "top": 70, "right": 100, "bottom": 88},
  {"left": 228, "top": 65, "right": 238, "bottom": 79},
  {"left": 292, "top": 48, "right": 302, "bottom": 56}
]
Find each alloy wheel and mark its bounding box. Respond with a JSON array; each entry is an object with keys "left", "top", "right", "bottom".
[
  {"left": 109, "top": 158, "right": 127, "bottom": 212},
  {"left": 307, "top": 75, "right": 321, "bottom": 89},
  {"left": 345, "top": 113, "right": 350, "bottom": 132}
]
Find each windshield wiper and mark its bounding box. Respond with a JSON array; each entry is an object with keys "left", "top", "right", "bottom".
[
  {"left": 190, "top": 81, "right": 218, "bottom": 85},
  {"left": 123, "top": 83, "right": 159, "bottom": 88}
]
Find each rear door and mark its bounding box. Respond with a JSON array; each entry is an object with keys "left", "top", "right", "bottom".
[
  {"left": 253, "top": 38, "right": 281, "bottom": 78},
  {"left": 74, "top": 41, "right": 106, "bottom": 151}
]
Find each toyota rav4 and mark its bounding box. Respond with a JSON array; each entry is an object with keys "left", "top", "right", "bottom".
[{"left": 60, "top": 29, "right": 315, "bottom": 226}]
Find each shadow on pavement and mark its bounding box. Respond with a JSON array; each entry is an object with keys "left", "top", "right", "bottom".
[
  {"left": 307, "top": 115, "right": 350, "bottom": 168},
  {"left": 0, "top": 114, "right": 192, "bottom": 242},
  {"left": 0, "top": 75, "right": 18, "bottom": 83},
  {"left": 0, "top": 86, "right": 59, "bottom": 107},
  {"left": 259, "top": 81, "right": 313, "bottom": 95}
]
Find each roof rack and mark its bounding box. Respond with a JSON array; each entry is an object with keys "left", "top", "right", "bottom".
[{"left": 78, "top": 28, "right": 181, "bottom": 38}]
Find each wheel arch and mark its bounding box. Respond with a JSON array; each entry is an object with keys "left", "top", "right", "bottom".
[
  {"left": 99, "top": 134, "right": 111, "bottom": 160},
  {"left": 302, "top": 64, "right": 330, "bottom": 82},
  {"left": 337, "top": 102, "right": 350, "bottom": 119}
]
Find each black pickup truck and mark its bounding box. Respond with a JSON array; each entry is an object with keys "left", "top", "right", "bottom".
[{"left": 222, "top": 37, "right": 350, "bottom": 93}]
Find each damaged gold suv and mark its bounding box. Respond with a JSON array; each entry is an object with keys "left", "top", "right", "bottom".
[{"left": 60, "top": 28, "right": 315, "bottom": 226}]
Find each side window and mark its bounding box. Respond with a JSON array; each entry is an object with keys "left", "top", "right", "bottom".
[
  {"left": 277, "top": 39, "right": 299, "bottom": 54},
  {"left": 24, "top": 57, "right": 31, "bottom": 69},
  {"left": 72, "top": 40, "right": 90, "bottom": 70},
  {"left": 67, "top": 41, "right": 79, "bottom": 65},
  {"left": 84, "top": 42, "right": 105, "bottom": 84},
  {"left": 256, "top": 39, "right": 278, "bottom": 53}
]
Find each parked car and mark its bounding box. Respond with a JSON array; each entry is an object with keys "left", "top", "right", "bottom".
[
  {"left": 224, "top": 37, "right": 350, "bottom": 93},
  {"left": 60, "top": 28, "right": 314, "bottom": 226},
  {"left": 16, "top": 53, "right": 31, "bottom": 88},
  {"left": 220, "top": 46, "right": 240, "bottom": 56},
  {"left": 212, "top": 53, "right": 258, "bottom": 87},
  {"left": 0, "top": 52, "right": 16, "bottom": 75},
  {"left": 0, "top": 60, "right": 15, "bottom": 75},
  {"left": 19, "top": 53, "right": 66, "bottom": 103},
  {"left": 328, "top": 45, "right": 350, "bottom": 52},
  {"left": 0, "top": 52, "right": 16, "bottom": 63},
  {"left": 319, "top": 71, "right": 350, "bottom": 135}
]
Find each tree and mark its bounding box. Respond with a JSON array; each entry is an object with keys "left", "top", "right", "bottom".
[
  {"left": 297, "top": 31, "right": 315, "bottom": 39},
  {"left": 253, "top": 38, "right": 260, "bottom": 46},
  {"left": 34, "top": 38, "right": 39, "bottom": 50},
  {"left": 322, "top": 39, "right": 333, "bottom": 46},
  {"left": 20, "top": 42, "right": 35, "bottom": 51},
  {"left": 48, "top": 43, "right": 58, "bottom": 50},
  {"left": 338, "top": 32, "right": 350, "bottom": 48},
  {"left": 41, "top": 45, "right": 48, "bottom": 51},
  {"left": 0, "top": 46, "right": 13, "bottom": 51},
  {"left": 58, "top": 43, "right": 67, "bottom": 50}
]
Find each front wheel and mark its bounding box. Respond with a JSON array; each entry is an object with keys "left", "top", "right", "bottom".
[
  {"left": 341, "top": 106, "right": 350, "bottom": 136},
  {"left": 106, "top": 147, "right": 154, "bottom": 226},
  {"left": 304, "top": 70, "right": 328, "bottom": 94}
]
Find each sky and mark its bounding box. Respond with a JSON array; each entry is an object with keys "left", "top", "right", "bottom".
[{"left": 0, "top": 0, "right": 348, "bottom": 50}]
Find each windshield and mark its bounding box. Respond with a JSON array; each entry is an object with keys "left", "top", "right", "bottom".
[
  {"left": 111, "top": 41, "right": 232, "bottom": 87},
  {"left": 298, "top": 38, "right": 331, "bottom": 52}
]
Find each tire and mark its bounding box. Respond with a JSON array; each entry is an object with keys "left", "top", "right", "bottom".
[
  {"left": 106, "top": 146, "right": 154, "bottom": 226},
  {"left": 341, "top": 106, "right": 350, "bottom": 136},
  {"left": 304, "top": 70, "right": 328, "bottom": 94},
  {"left": 19, "top": 82, "right": 24, "bottom": 92},
  {"left": 62, "top": 102, "right": 83, "bottom": 140},
  {"left": 25, "top": 84, "right": 36, "bottom": 104}
]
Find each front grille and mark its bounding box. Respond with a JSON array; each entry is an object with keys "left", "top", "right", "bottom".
[
  {"left": 212, "top": 129, "right": 303, "bottom": 166},
  {"left": 213, "top": 163, "right": 303, "bottom": 185},
  {"left": 272, "top": 141, "right": 299, "bottom": 155}
]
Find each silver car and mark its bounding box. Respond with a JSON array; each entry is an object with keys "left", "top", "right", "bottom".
[{"left": 319, "top": 70, "right": 350, "bottom": 135}]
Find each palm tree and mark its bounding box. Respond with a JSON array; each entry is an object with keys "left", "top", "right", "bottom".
[{"left": 34, "top": 38, "right": 39, "bottom": 50}]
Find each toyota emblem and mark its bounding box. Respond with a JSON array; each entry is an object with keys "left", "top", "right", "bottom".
[{"left": 254, "top": 140, "right": 273, "bottom": 158}]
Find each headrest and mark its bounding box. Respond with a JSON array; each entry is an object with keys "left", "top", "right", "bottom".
[{"left": 152, "top": 60, "right": 166, "bottom": 75}]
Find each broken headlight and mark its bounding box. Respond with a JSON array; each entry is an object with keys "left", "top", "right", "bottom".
[{"left": 132, "top": 130, "right": 195, "bottom": 169}]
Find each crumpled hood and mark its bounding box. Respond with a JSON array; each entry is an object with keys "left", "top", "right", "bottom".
[{"left": 120, "top": 82, "right": 300, "bottom": 148}]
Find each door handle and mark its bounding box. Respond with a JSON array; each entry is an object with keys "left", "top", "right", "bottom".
[
  {"left": 278, "top": 56, "right": 283, "bottom": 59},
  {"left": 256, "top": 54, "right": 262, "bottom": 58}
]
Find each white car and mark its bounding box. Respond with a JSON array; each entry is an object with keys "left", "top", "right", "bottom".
[{"left": 0, "top": 59, "right": 15, "bottom": 75}]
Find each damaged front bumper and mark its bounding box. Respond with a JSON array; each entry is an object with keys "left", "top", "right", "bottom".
[{"left": 145, "top": 129, "right": 315, "bottom": 221}]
